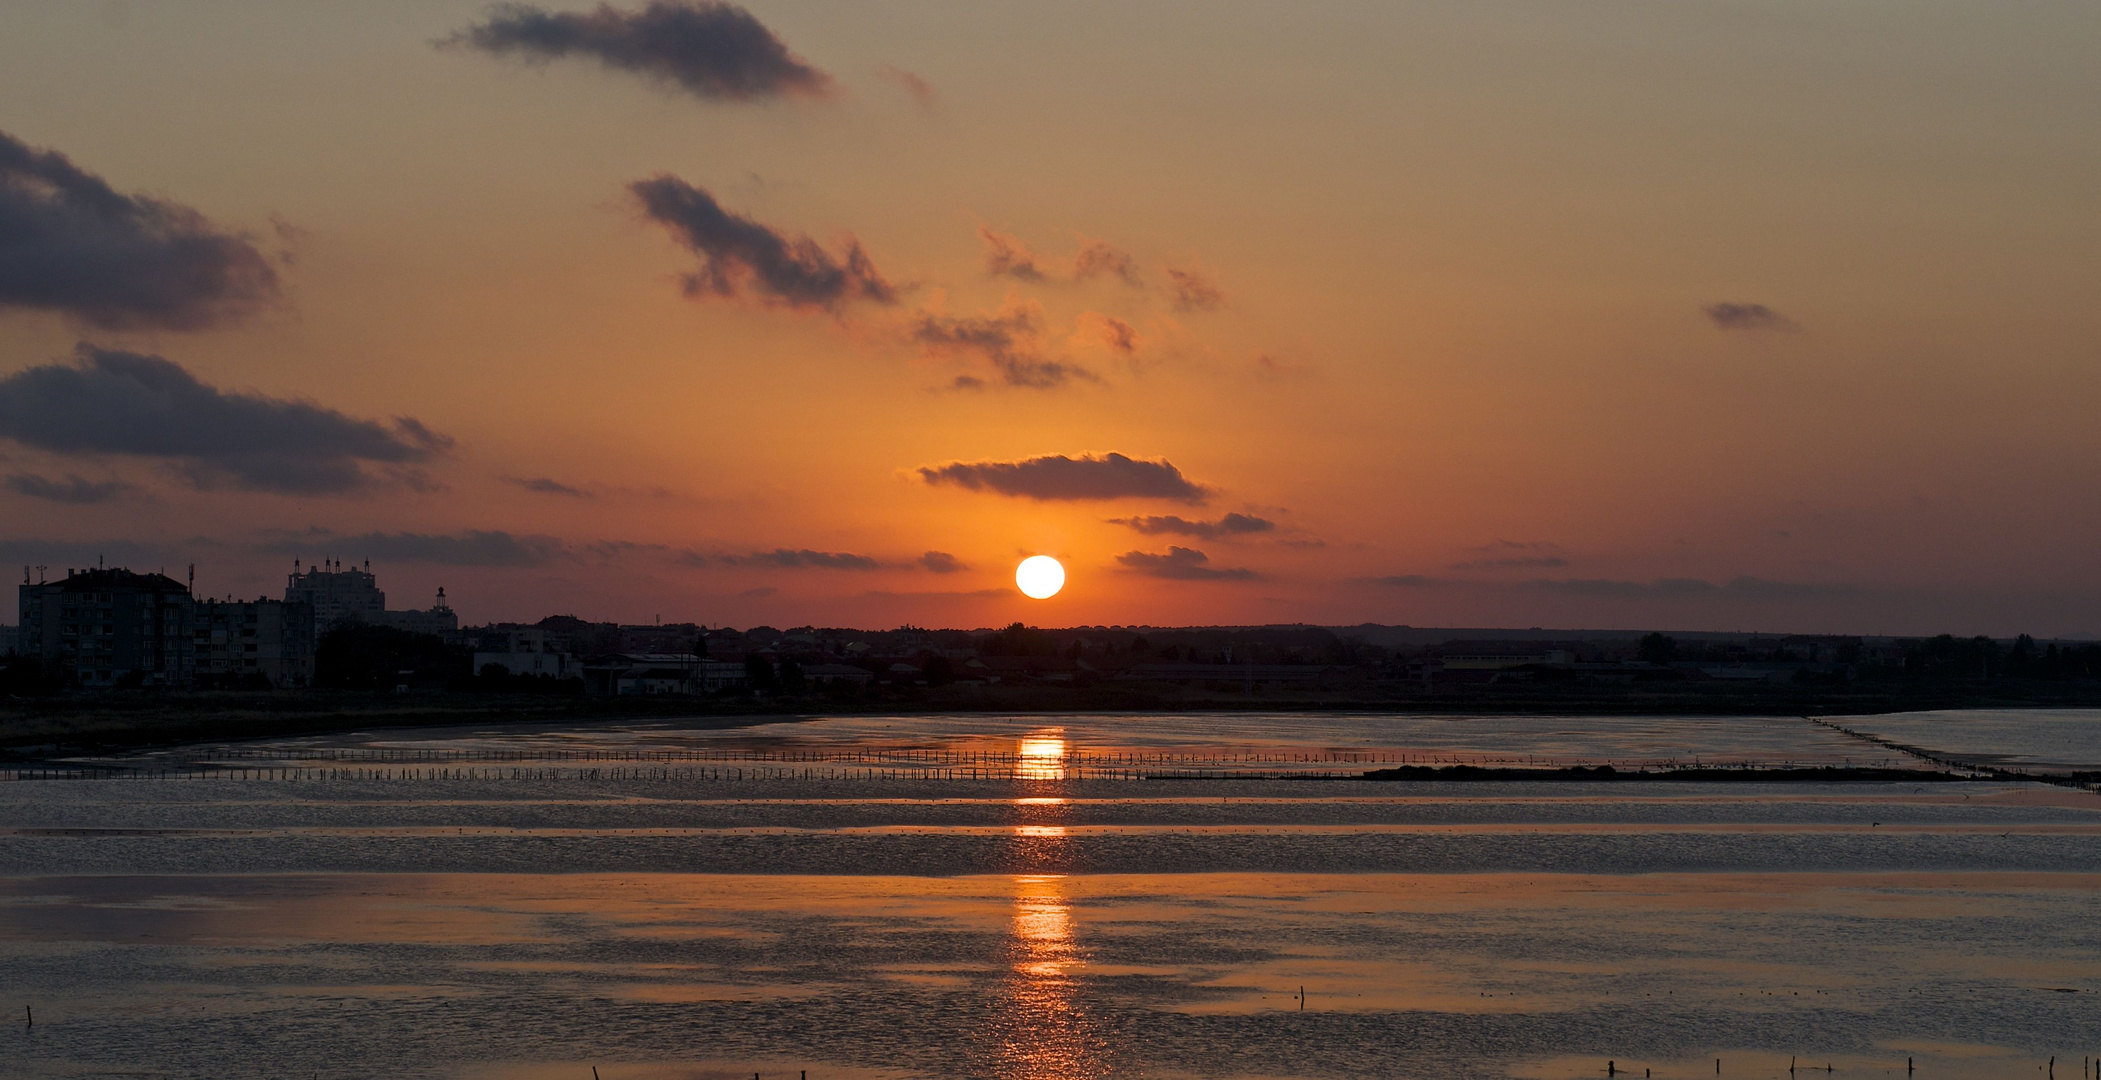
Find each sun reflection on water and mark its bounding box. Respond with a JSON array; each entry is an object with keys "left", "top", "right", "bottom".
[
  {"left": 1016, "top": 732, "right": 1068, "bottom": 780},
  {"left": 990, "top": 874, "right": 1108, "bottom": 1080}
]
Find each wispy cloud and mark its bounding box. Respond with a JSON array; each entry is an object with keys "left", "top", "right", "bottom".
[
  {"left": 977, "top": 228, "right": 1141, "bottom": 288},
  {"left": 1071, "top": 238, "right": 1141, "bottom": 287},
  {"left": 265, "top": 529, "right": 563, "bottom": 567},
  {"left": 725, "top": 548, "right": 881, "bottom": 570},
  {"left": 909, "top": 300, "right": 1094, "bottom": 388},
  {"left": 1451, "top": 541, "right": 1569, "bottom": 571},
  {"left": 1115, "top": 546, "right": 1258, "bottom": 580},
  {"left": 1704, "top": 302, "right": 1798, "bottom": 331},
  {"left": 4, "top": 473, "right": 131, "bottom": 504},
  {"left": 1107, "top": 512, "right": 1273, "bottom": 539},
  {"left": 1525, "top": 576, "right": 1860, "bottom": 600},
  {"left": 918, "top": 452, "right": 1211, "bottom": 503},
  {"left": 0, "top": 128, "right": 278, "bottom": 330},
  {"left": 875, "top": 65, "right": 936, "bottom": 108},
  {"left": 1072, "top": 311, "right": 1138, "bottom": 355},
  {"left": 0, "top": 344, "right": 449, "bottom": 495},
  {"left": 1165, "top": 265, "right": 1223, "bottom": 312},
  {"left": 506, "top": 476, "right": 592, "bottom": 498},
  {"left": 632, "top": 175, "right": 894, "bottom": 309},
  {"left": 440, "top": 0, "right": 833, "bottom": 102}
]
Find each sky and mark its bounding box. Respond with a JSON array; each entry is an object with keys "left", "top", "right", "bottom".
[{"left": 1, "top": 0, "right": 2097, "bottom": 636}]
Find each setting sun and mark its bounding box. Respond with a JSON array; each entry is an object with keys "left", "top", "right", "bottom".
[{"left": 1016, "top": 556, "right": 1065, "bottom": 600}]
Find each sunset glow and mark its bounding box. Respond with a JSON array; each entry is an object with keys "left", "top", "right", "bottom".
[{"left": 1, "top": 3, "right": 2093, "bottom": 635}]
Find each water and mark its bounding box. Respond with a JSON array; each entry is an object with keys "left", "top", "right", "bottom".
[{"left": 4, "top": 710, "right": 2099, "bottom": 1079}]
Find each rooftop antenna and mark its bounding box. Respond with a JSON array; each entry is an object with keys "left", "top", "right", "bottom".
[
  {"left": 188, "top": 564, "right": 195, "bottom": 595},
  {"left": 35, "top": 565, "right": 45, "bottom": 584}
]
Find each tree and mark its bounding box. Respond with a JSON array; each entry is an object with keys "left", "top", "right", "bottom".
[
  {"left": 744, "top": 654, "right": 776, "bottom": 691},
  {"left": 1637, "top": 632, "right": 1678, "bottom": 664},
  {"left": 776, "top": 657, "right": 805, "bottom": 692}
]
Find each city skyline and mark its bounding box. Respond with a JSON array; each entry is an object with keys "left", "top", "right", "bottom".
[{"left": 3, "top": 2, "right": 2099, "bottom": 636}]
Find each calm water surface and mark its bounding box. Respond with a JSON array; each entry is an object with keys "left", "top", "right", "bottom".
[{"left": 4, "top": 711, "right": 2099, "bottom": 1079}]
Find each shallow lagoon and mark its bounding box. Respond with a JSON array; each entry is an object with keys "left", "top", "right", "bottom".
[{"left": 4, "top": 711, "right": 2099, "bottom": 1079}]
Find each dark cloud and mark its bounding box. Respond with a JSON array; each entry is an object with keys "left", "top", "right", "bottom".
[
  {"left": 918, "top": 452, "right": 1211, "bottom": 503},
  {"left": 3, "top": 473, "right": 131, "bottom": 504},
  {"left": 631, "top": 175, "right": 894, "bottom": 309},
  {"left": 507, "top": 476, "right": 592, "bottom": 498},
  {"left": 738, "top": 585, "right": 778, "bottom": 598},
  {"left": 441, "top": 0, "right": 833, "bottom": 102},
  {"left": 1372, "top": 574, "right": 1445, "bottom": 587},
  {"left": 918, "top": 550, "right": 967, "bottom": 573},
  {"left": 1523, "top": 576, "right": 1860, "bottom": 600},
  {"left": 0, "top": 344, "right": 450, "bottom": 494},
  {"left": 910, "top": 305, "right": 1093, "bottom": 389},
  {"left": 876, "top": 65, "right": 936, "bottom": 108},
  {"left": 268, "top": 529, "right": 563, "bottom": 567},
  {"left": 0, "top": 128, "right": 279, "bottom": 330},
  {"left": 1115, "top": 546, "right": 1258, "bottom": 581},
  {"left": 1704, "top": 302, "right": 1798, "bottom": 331},
  {"left": 1166, "top": 266, "right": 1222, "bottom": 312},
  {"left": 1107, "top": 512, "right": 1274, "bottom": 539},
  {"left": 731, "top": 548, "right": 881, "bottom": 570}
]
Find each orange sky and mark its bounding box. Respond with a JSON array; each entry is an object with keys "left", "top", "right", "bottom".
[{"left": 1, "top": 1, "right": 2097, "bottom": 635}]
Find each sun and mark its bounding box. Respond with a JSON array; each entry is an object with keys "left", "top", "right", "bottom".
[{"left": 1016, "top": 555, "right": 1065, "bottom": 599}]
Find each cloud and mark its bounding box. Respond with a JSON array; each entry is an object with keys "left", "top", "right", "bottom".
[
  {"left": 1072, "top": 311, "right": 1137, "bottom": 354},
  {"left": 1450, "top": 540, "right": 1567, "bottom": 570},
  {"left": 631, "top": 174, "right": 894, "bottom": 309},
  {"left": 1452, "top": 556, "right": 1569, "bottom": 570},
  {"left": 1071, "top": 238, "right": 1141, "bottom": 287},
  {"left": 0, "top": 344, "right": 450, "bottom": 494},
  {"left": 909, "top": 301, "right": 1093, "bottom": 388},
  {"left": 737, "top": 585, "right": 778, "bottom": 598},
  {"left": 1523, "top": 576, "right": 1860, "bottom": 600},
  {"left": 918, "top": 550, "right": 967, "bottom": 573},
  {"left": 729, "top": 548, "right": 881, "bottom": 570},
  {"left": 506, "top": 476, "right": 592, "bottom": 498},
  {"left": 918, "top": 452, "right": 1211, "bottom": 503},
  {"left": 875, "top": 65, "right": 936, "bottom": 108},
  {"left": 976, "top": 228, "right": 1140, "bottom": 288},
  {"left": 1115, "top": 546, "right": 1258, "bottom": 581},
  {"left": 0, "top": 128, "right": 279, "bottom": 330},
  {"left": 3, "top": 472, "right": 131, "bottom": 504},
  {"left": 1107, "top": 512, "right": 1274, "bottom": 539},
  {"left": 1372, "top": 574, "right": 1447, "bottom": 587},
  {"left": 976, "top": 227, "right": 1045, "bottom": 282},
  {"left": 1703, "top": 302, "right": 1798, "bottom": 331},
  {"left": 1166, "top": 266, "right": 1223, "bottom": 312},
  {"left": 267, "top": 529, "right": 563, "bottom": 567},
  {"left": 441, "top": 0, "right": 833, "bottom": 102}
]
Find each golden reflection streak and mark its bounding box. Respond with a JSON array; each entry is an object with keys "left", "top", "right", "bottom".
[
  {"left": 1017, "top": 733, "right": 1067, "bottom": 781},
  {"left": 990, "top": 874, "right": 1107, "bottom": 1080}
]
